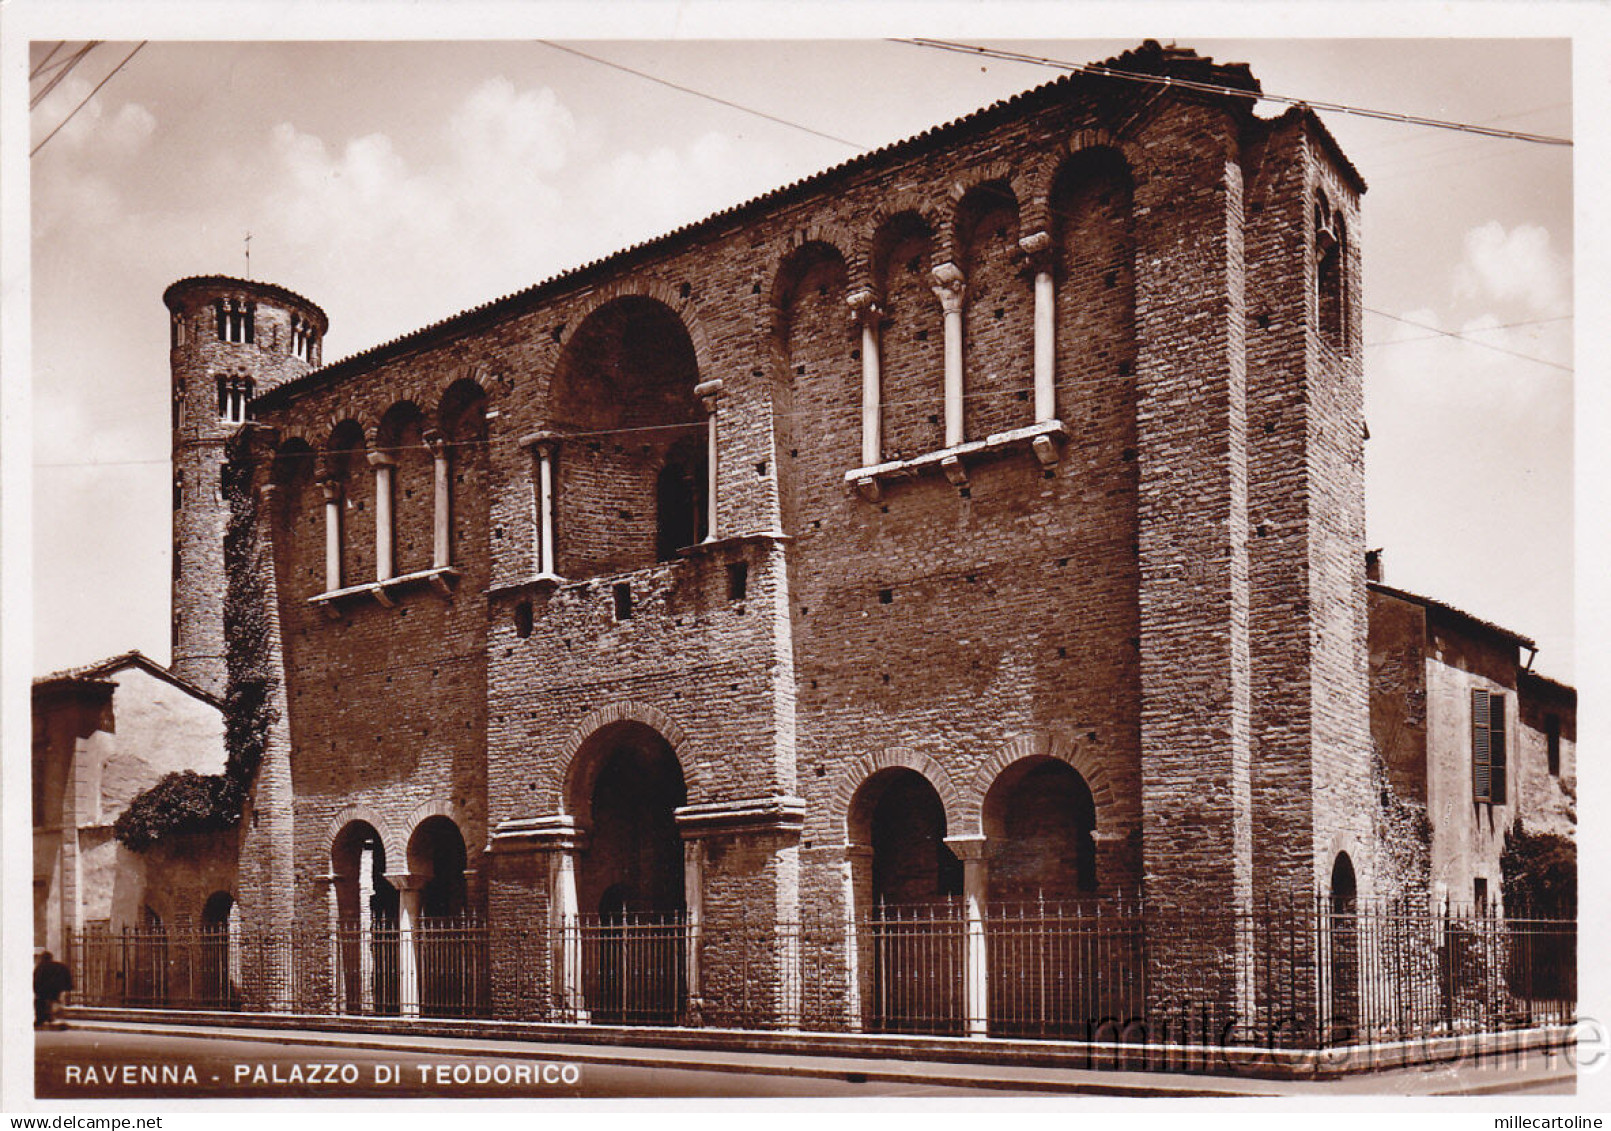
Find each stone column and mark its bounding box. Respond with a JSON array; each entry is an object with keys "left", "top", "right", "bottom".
[
  {"left": 1020, "top": 231, "right": 1057, "bottom": 422},
  {"left": 319, "top": 480, "right": 342, "bottom": 592},
  {"left": 425, "top": 430, "right": 450, "bottom": 569},
  {"left": 932, "top": 264, "right": 967, "bottom": 448},
  {"left": 321, "top": 873, "right": 346, "bottom": 1012},
  {"left": 683, "top": 838, "right": 706, "bottom": 1024},
  {"left": 843, "top": 843, "right": 875, "bottom": 1032},
  {"left": 367, "top": 452, "right": 396, "bottom": 582},
  {"left": 549, "top": 846, "right": 586, "bottom": 1022},
  {"left": 694, "top": 379, "right": 724, "bottom": 542},
  {"left": 389, "top": 872, "right": 425, "bottom": 1019},
  {"left": 520, "top": 432, "right": 561, "bottom": 580},
  {"left": 357, "top": 845, "right": 376, "bottom": 1013},
  {"left": 848, "top": 290, "right": 884, "bottom": 467},
  {"left": 945, "top": 834, "right": 990, "bottom": 1038}
]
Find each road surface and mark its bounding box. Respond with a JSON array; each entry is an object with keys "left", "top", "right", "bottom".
[{"left": 34, "top": 1025, "right": 1054, "bottom": 1099}]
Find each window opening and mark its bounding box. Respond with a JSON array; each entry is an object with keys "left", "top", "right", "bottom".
[
  {"left": 726, "top": 561, "right": 748, "bottom": 602},
  {"left": 1471, "top": 688, "right": 1507, "bottom": 804},
  {"left": 1545, "top": 713, "right": 1561, "bottom": 776},
  {"left": 613, "top": 582, "right": 633, "bottom": 621}
]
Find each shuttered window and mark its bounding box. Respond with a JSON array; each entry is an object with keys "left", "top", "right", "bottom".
[{"left": 1472, "top": 688, "right": 1508, "bottom": 804}]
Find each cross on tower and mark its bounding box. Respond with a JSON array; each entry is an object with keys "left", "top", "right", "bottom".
[{"left": 244, "top": 231, "right": 252, "bottom": 280}]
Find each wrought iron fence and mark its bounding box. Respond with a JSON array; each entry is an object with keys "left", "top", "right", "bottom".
[{"left": 65, "top": 900, "right": 1574, "bottom": 1049}]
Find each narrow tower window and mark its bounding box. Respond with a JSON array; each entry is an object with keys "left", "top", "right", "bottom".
[
  {"left": 1315, "top": 196, "right": 1346, "bottom": 348},
  {"left": 217, "top": 374, "right": 254, "bottom": 424}
]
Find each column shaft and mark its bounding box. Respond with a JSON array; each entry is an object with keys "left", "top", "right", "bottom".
[
  {"left": 369, "top": 455, "right": 395, "bottom": 582},
  {"left": 537, "top": 448, "right": 556, "bottom": 576},
  {"left": 945, "top": 834, "right": 989, "bottom": 1038},
  {"left": 396, "top": 884, "right": 421, "bottom": 1019},
  {"left": 932, "top": 266, "right": 966, "bottom": 448},
  {"left": 1033, "top": 267, "right": 1056, "bottom": 421},
  {"left": 428, "top": 435, "right": 450, "bottom": 569},
  {"left": 321, "top": 482, "right": 342, "bottom": 592}
]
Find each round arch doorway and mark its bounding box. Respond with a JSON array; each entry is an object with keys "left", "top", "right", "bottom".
[{"left": 571, "top": 720, "right": 688, "bottom": 1023}]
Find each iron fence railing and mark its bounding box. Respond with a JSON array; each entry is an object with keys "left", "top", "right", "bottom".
[{"left": 65, "top": 900, "right": 1575, "bottom": 1049}]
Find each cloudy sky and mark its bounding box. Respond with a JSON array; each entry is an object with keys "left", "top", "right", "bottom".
[{"left": 15, "top": 15, "right": 1580, "bottom": 684}]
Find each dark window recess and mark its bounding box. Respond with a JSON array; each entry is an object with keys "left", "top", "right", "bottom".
[
  {"left": 1474, "top": 877, "right": 1489, "bottom": 914},
  {"left": 1315, "top": 200, "right": 1347, "bottom": 347},
  {"left": 514, "top": 600, "right": 534, "bottom": 639},
  {"left": 878, "top": 587, "right": 893, "bottom": 605},
  {"left": 1471, "top": 688, "right": 1507, "bottom": 804},
  {"left": 613, "top": 582, "right": 633, "bottom": 621},
  {"left": 726, "top": 561, "right": 748, "bottom": 602},
  {"left": 1545, "top": 714, "right": 1561, "bottom": 776},
  {"left": 655, "top": 437, "right": 708, "bottom": 561}
]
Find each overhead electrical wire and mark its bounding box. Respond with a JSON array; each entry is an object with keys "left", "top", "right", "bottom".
[
  {"left": 31, "top": 41, "right": 145, "bottom": 157},
  {"left": 895, "top": 38, "right": 1572, "bottom": 148},
  {"left": 30, "top": 41, "right": 66, "bottom": 81},
  {"left": 29, "top": 40, "right": 100, "bottom": 110}
]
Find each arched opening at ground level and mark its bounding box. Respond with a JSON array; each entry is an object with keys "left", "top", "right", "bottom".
[
  {"left": 1329, "top": 851, "right": 1359, "bottom": 1040},
  {"left": 198, "top": 891, "right": 238, "bottom": 1008},
  {"left": 407, "top": 815, "right": 482, "bottom": 1016},
  {"left": 570, "top": 720, "right": 688, "bottom": 1024},
  {"left": 331, "top": 820, "right": 399, "bottom": 1015},
  {"left": 848, "top": 767, "right": 964, "bottom": 1034}
]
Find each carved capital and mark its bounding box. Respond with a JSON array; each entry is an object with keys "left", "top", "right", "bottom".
[
  {"left": 1018, "top": 230, "right": 1055, "bottom": 272},
  {"left": 319, "top": 479, "right": 343, "bottom": 504},
  {"left": 423, "top": 429, "right": 447, "bottom": 458},
  {"left": 367, "top": 450, "right": 397, "bottom": 469},
  {"left": 519, "top": 430, "right": 561, "bottom": 459},
  {"left": 694, "top": 378, "right": 724, "bottom": 413},
  {"left": 846, "top": 289, "right": 884, "bottom": 325},
  {"left": 930, "top": 262, "right": 966, "bottom": 314}
]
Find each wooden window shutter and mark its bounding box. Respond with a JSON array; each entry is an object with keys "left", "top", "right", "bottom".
[
  {"left": 1472, "top": 687, "right": 1492, "bottom": 802},
  {"left": 1489, "top": 692, "right": 1507, "bottom": 803}
]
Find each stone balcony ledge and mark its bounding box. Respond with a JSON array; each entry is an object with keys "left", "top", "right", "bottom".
[
  {"left": 309, "top": 565, "right": 460, "bottom": 613},
  {"left": 845, "top": 419, "right": 1068, "bottom": 500}
]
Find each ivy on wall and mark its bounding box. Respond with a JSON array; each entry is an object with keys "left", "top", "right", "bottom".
[{"left": 114, "top": 436, "right": 279, "bottom": 851}]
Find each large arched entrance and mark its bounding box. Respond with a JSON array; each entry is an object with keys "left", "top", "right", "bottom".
[
  {"left": 549, "top": 296, "right": 706, "bottom": 578},
  {"left": 331, "top": 820, "right": 399, "bottom": 1015},
  {"left": 407, "top": 816, "right": 480, "bottom": 1016},
  {"left": 849, "top": 768, "right": 963, "bottom": 1033},
  {"left": 981, "top": 756, "right": 1111, "bottom": 1036},
  {"left": 572, "top": 720, "right": 688, "bottom": 1023}
]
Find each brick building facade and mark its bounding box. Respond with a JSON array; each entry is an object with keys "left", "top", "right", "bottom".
[{"left": 161, "top": 43, "right": 1402, "bottom": 1032}]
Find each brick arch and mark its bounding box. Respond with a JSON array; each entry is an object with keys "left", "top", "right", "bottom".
[
  {"left": 862, "top": 192, "right": 946, "bottom": 285},
  {"left": 1021, "top": 129, "right": 1140, "bottom": 237},
  {"left": 550, "top": 700, "right": 705, "bottom": 816},
  {"left": 325, "top": 804, "right": 403, "bottom": 875},
  {"left": 768, "top": 237, "right": 853, "bottom": 348},
  {"left": 945, "top": 162, "right": 1031, "bottom": 263},
  {"left": 402, "top": 799, "right": 470, "bottom": 875},
  {"left": 831, "top": 747, "right": 963, "bottom": 844},
  {"left": 962, "top": 732, "right": 1125, "bottom": 838},
  {"left": 556, "top": 279, "right": 714, "bottom": 378}
]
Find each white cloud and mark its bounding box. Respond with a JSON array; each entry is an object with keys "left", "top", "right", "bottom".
[{"left": 1454, "top": 221, "right": 1569, "bottom": 314}]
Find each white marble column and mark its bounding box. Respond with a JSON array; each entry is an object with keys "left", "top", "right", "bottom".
[
  {"left": 944, "top": 834, "right": 990, "bottom": 1038},
  {"left": 535, "top": 437, "right": 558, "bottom": 578},
  {"left": 549, "top": 847, "right": 586, "bottom": 1021},
  {"left": 694, "top": 379, "right": 724, "bottom": 542},
  {"left": 425, "top": 430, "right": 450, "bottom": 569},
  {"left": 320, "top": 480, "right": 342, "bottom": 592},
  {"left": 842, "top": 843, "right": 875, "bottom": 1032},
  {"left": 932, "top": 263, "right": 967, "bottom": 447},
  {"left": 357, "top": 845, "right": 376, "bottom": 1013},
  {"left": 1020, "top": 231, "right": 1057, "bottom": 422},
  {"left": 390, "top": 873, "right": 424, "bottom": 1019},
  {"left": 848, "top": 290, "right": 884, "bottom": 467},
  {"left": 367, "top": 452, "right": 396, "bottom": 582},
  {"left": 683, "top": 838, "right": 706, "bottom": 1022}
]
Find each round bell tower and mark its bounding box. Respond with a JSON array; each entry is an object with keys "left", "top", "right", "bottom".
[{"left": 163, "top": 276, "right": 328, "bottom": 698}]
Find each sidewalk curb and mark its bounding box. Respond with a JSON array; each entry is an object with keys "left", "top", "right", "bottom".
[{"left": 55, "top": 1019, "right": 1280, "bottom": 1097}]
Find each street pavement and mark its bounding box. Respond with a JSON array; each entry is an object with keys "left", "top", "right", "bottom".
[{"left": 32, "top": 1020, "right": 1576, "bottom": 1101}]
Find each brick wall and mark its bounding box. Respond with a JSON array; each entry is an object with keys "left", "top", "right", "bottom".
[{"left": 222, "top": 45, "right": 1378, "bottom": 1019}]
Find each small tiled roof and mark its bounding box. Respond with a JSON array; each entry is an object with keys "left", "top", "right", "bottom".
[
  {"left": 32, "top": 650, "right": 223, "bottom": 709},
  {"left": 1520, "top": 669, "right": 1577, "bottom": 703},
  {"left": 1368, "top": 581, "right": 1536, "bottom": 650}
]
